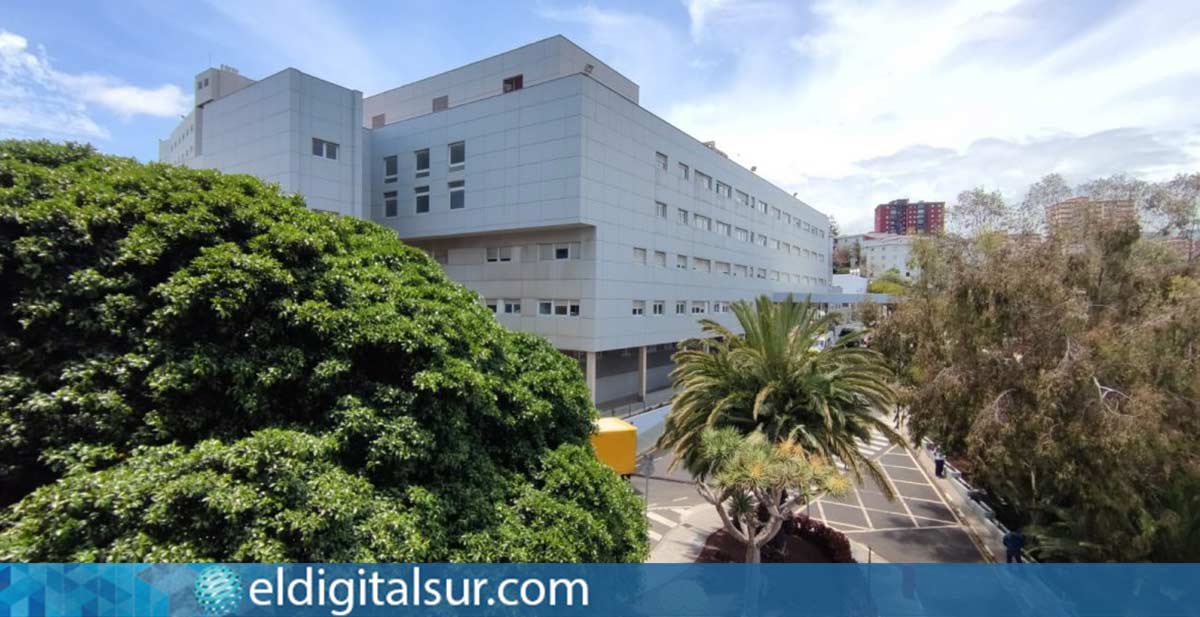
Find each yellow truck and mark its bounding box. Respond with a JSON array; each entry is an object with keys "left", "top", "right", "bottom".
[{"left": 590, "top": 417, "right": 637, "bottom": 477}]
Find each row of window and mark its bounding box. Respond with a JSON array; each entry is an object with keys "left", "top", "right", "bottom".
[
  {"left": 654, "top": 152, "right": 826, "bottom": 239},
  {"left": 483, "top": 242, "right": 581, "bottom": 263},
  {"left": 655, "top": 201, "right": 825, "bottom": 262},
  {"left": 485, "top": 298, "right": 580, "bottom": 316},
  {"left": 482, "top": 298, "right": 734, "bottom": 318},
  {"left": 633, "top": 300, "right": 731, "bottom": 316},
  {"left": 383, "top": 180, "right": 465, "bottom": 217},
  {"left": 383, "top": 142, "right": 465, "bottom": 185},
  {"left": 631, "top": 246, "right": 828, "bottom": 285}
]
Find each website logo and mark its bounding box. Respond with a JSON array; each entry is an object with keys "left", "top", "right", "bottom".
[{"left": 194, "top": 565, "right": 242, "bottom": 616}]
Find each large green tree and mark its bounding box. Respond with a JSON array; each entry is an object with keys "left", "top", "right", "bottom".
[
  {"left": 657, "top": 295, "right": 900, "bottom": 494},
  {"left": 876, "top": 186, "right": 1200, "bottom": 561},
  {"left": 0, "top": 140, "right": 646, "bottom": 562}
]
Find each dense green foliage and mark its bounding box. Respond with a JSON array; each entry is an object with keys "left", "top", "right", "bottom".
[
  {"left": 877, "top": 180, "right": 1200, "bottom": 561},
  {"left": 866, "top": 268, "right": 910, "bottom": 295},
  {"left": 657, "top": 296, "right": 900, "bottom": 493},
  {"left": 0, "top": 140, "right": 646, "bottom": 562}
]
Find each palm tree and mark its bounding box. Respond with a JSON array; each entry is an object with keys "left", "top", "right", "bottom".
[{"left": 658, "top": 294, "right": 902, "bottom": 496}]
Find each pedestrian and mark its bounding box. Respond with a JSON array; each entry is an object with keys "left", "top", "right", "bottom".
[
  {"left": 933, "top": 446, "right": 946, "bottom": 478},
  {"left": 1003, "top": 529, "right": 1025, "bottom": 563}
]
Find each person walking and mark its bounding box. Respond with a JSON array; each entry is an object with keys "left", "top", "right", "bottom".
[
  {"left": 933, "top": 446, "right": 946, "bottom": 478},
  {"left": 1003, "top": 529, "right": 1025, "bottom": 563}
]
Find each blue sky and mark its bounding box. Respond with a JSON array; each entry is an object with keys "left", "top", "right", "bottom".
[{"left": 3, "top": 0, "right": 1198, "bottom": 233}]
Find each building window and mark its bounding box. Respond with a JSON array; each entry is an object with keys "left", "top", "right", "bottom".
[
  {"left": 693, "top": 258, "right": 711, "bottom": 273},
  {"left": 539, "top": 242, "right": 580, "bottom": 260},
  {"left": 716, "top": 261, "right": 731, "bottom": 275},
  {"left": 655, "top": 201, "right": 667, "bottom": 218},
  {"left": 654, "top": 250, "right": 666, "bottom": 267},
  {"left": 538, "top": 300, "right": 553, "bottom": 316},
  {"left": 691, "top": 301, "right": 708, "bottom": 314},
  {"left": 676, "top": 301, "right": 687, "bottom": 315},
  {"left": 693, "top": 214, "right": 711, "bottom": 232},
  {"left": 383, "top": 191, "right": 398, "bottom": 218},
  {"left": 735, "top": 190, "right": 749, "bottom": 206},
  {"left": 678, "top": 162, "right": 689, "bottom": 180},
  {"left": 652, "top": 300, "right": 664, "bottom": 316},
  {"left": 311, "top": 138, "right": 338, "bottom": 160},
  {"left": 503, "top": 74, "right": 524, "bottom": 92},
  {"left": 449, "top": 141, "right": 465, "bottom": 171},
  {"left": 632, "top": 300, "right": 645, "bottom": 316},
  {"left": 695, "top": 171, "right": 713, "bottom": 191},
  {"left": 415, "top": 149, "right": 430, "bottom": 177},
  {"left": 449, "top": 180, "right": 465, "bottom": 209},
  {"left": 716, "top": 182, "right": 731, "bottom": 198},
  {"left": 415, "top": 185, "right": 430, "bottom": 213},
  {"left": 756, "top": 234, "right": 767, "bottom": 247},
  {"left": 677, "top": 208, "right": 689, "bottom": 225},
  {"left": 716, "top": 221, "right": 731, "bottom": 236},
  {"left": 433, "top": 95, "right": 449, "bottom": 112},
  {"left": 756, "top": 268, "right": 766, "bottom": 279},
  {"left": 383, "top": 155, "right": 398, "bottom": 183},
  {"left": 486, "top": 246, "right": 514, "bottom": 263},
  {"left": 676, "top": 255, "right": 688, "bottom": 270},
  {"left": 655, "top": 152, "right": 668, "bottom": 171},
  {"left": 758, "top": 201, "right": 768, "bottom": 214},
  {"left": 772, "top": 207, "right": 782, "bottom": 220},
  {"left": 372, "top": 114, "right": 386, "bottom": 129},
  {"left": 735, "top": 264, "right": 748, "bottom": 277},
  {"left": 550, "top": 299, "right": 581, "bottom": 317},
  {"left": 633, "top": 247, "right": 647, "bottom": 264},
  {"left": 771, "top": 270, "right": 780, "bottom": 281},
  {"left": 503, "top": 299, "right": 522, "bottom": 314},
  {"left": 735, "top": 227, "right": 749, "bottom": 242}
]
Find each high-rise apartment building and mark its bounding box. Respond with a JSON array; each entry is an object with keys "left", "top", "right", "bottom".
[
  {"left": 1045, "top": 197, "right": 1136, "bottom": 235},
  {"left": 873, "top": 199, "right": 944, "bottom": 235},
  {"left": 159, "top": 36, "right": 834, "bottom": 408}
]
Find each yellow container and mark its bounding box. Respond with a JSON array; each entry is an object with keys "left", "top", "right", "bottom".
[{"left": 591, "top": 417, "right": 637, "bottom": 476}]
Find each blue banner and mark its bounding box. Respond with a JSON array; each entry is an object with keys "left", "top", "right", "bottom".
[{"left": 1, "top": 563, "right": 1198, "bottom": 616}]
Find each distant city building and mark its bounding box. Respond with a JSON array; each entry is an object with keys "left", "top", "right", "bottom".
[
  {"left": 833, "top": 233, "right": 866, "bottom": 271},
  {"left": 873, "top": 199, "right": 945, "bottom": 235},
  {"left": 1045, "top": 197, "right": 1136, "bottom": 235},
  {"left": 860, "top": 233, "right": 919, "bottom": 280}
]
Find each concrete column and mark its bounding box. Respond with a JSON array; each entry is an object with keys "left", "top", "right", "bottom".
[
  {"left": 638, "top": 345, "right": 648, "bottom": 402},
  {"left": 585, "top": 351, "right": 597, "bottom": 405}
]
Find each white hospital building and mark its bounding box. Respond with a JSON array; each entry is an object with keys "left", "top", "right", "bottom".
[{"left": 160, "top": 36, "right": 834, "bottom": 409}]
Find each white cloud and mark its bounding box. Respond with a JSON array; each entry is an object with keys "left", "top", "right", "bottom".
[
  {"left": 0, "top": 30, "right": 190, "bottom": 141},
  {"left": 646, "top": 0, "right": 1200, "bottom": 233}
]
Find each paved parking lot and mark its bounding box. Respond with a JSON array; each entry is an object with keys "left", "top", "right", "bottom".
[{"left": 810, "top": 435, "right": 984, "bottom": 562}]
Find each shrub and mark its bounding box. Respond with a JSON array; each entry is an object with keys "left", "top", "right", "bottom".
[
  {"left": 786, "top": 514, "right": 856, "bottom": 563},
  {"left": 0, "top": 140, "right": 646, "bottom": 562}
]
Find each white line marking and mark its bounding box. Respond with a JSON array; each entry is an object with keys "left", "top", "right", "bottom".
[
  {"left": 670, "top": 507, "right": 690, "bottom": 516},
  {"left": 647, "top": 511, "right": 678, "bottom": 527},
  {"left": 648, "top": 529, "right": 663, "bottom": 542},
  {"left": 672, "top": 496, "right": 689, "bottom": 502}
]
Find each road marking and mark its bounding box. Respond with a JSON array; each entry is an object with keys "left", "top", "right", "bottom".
[
  {"left": 672, "top": 496, "right": 689, "bottom": 502},
  {"left": 647, "top": 511, "right": 678, "bottom": 527},
  {"left": 842, "top": 524, "right": 960, "bottom": 533},
  {"left": 648, "top": 529, "right": 663, "bottom": 542}
]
